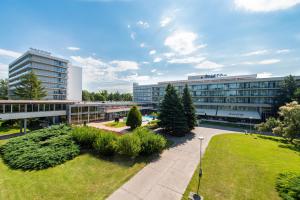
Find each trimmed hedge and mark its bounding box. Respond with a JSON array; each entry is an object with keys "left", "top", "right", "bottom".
[
  {"left": 133, "top": 128, "right": 166, "bottom": 155},
  {"left": 0, "top": 125, "right": 79, "bottom": 170},
  {"left": 276, "top": 172, "right": 300, "bottom": 200},
  {"left": 71, "top": 126, "right": 100, "bottom": 147}
]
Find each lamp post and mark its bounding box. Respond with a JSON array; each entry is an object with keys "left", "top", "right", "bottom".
[{"left": 189, "top": 136, "right": 205, "bottom": 200}]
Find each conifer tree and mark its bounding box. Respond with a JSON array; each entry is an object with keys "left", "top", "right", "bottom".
[
  {"left": 158, "top": 84, "right": 188, "bottom": 136},
  {"left": 126, "top": 105, "right": 142, "bottom": 129},
  {"left": 14, "top": 71, "right": 47, "bottom": 100},
  {"left": 182, "top": 84, "right": 197, "bottom": 131}
]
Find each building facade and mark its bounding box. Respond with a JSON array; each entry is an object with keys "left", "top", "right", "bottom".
[
  {"left": 8, "top": 48, "right": 82, "bottom": 101},
  {"left": 133, "top": 74, "right": 300, "bottom": 121}
]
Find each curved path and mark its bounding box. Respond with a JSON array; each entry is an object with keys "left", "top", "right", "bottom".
[{"left": 107, "top": 126, "right": 240, "bottom": 200}]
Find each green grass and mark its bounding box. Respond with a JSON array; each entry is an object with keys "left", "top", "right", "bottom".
[
  {"left": 0, "top": 122, "right": 29, "bottom": 136},
  {"left": 183, "top": 134, "right": 300, "bottom": 200},
  {"left": 0, "top": 142, "right": 148, "bottom": 200},
  {"left": 104, "top": 121, "right": 127, "bottom": 128}
]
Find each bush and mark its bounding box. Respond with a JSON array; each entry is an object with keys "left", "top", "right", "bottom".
[
  {"left": 71, "top": 126, "right": 100, "bottom": 147},
  {"left": 0, "top": 125, "right": 79, "bottom": 170},
  {"left": 117, "top": 134, "right": 141, "bottom": 158},
  {"left": 93, "top": 132, "right": 118, "bottom": 156},
  {"left": 126, "top": 106, "right": 142, "bottom": 129},
  {"left": 276, "top": 172, "right": 300, "bottom": 200},
  {"left": 133, "top": 128, "right": 166, "bottom": 155}
]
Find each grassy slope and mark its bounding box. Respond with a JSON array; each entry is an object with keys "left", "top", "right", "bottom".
[
  {"left": 183, "top": 134, "right": 300, "bottom": 200},
  {"left": 0, "top": 148, "right": 147, "bottom": 200},
  {"left": 104, "top": 121, "right": 126, "bottom": 128}
]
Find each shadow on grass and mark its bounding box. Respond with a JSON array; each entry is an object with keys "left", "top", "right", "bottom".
[
  {"left": 257, "top": 135, "right": 288, "bottom": 144},
  {"left": 257, "top": 135, "right": 300, "bottom": 154}
]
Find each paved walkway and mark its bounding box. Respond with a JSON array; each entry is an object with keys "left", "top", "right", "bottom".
[{"left": 107, "top": 126, "right": 239, "bottom": 200}]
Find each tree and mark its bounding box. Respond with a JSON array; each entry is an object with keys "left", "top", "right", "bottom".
[
  {"left": 255, "top": 117, "right": 280, "bottom": 132},
  {"left": 293, "top": 88, "right": 300, "bottom": 102},
  {"left": 273, "top": 101, "right": 300, "bottom": 143},
  {"left": 14, "top": 71, "right": 46, "bottom": 100},
  {"left": 0, "top": 79, "right": 8, "bottom": 100},
  {"left": 275, "top": 75, "right": 298, "bottom": 112},
  {"left": 94, "top": 93, "right": 105, "bottom": 101},
  {"left": 82, "top": 90, "right": 90, "bottom": 101},
  {"left": 126, "top": 106, "right": 142, "bottom": 129},
  {"left": 182, "top": 84, "right": 197, "bottom": 131},
  {"left": 158, "top": 84, "right": 188, "bottom": 136}
]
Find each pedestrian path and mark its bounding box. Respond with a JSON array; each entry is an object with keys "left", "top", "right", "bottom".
[{"left": 107, "top": 126, "right": 239, "bottom": 200}]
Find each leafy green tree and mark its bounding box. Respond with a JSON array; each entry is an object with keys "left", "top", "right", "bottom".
[
  {"left": 182, "top": 84, "right": 197, "bottom": 131},
  {"left": 94, "top": 93, "right": 105, "bottom": 101},
  {"left": 255, "top": 117, "right": 280, "bottom": 132},
  {"left": 158, "top": 84, "right": 188, "bottom": 136},
  {"left": 82, "top": 90, "right": 90, "bottom": 101},
  {"left": 273, "top": 101, "right": 300, "bottom": 143},
  {"left": 126, "top": 106, "right": 142, "bottom": 129},
  {"left": 14, "top": 71, "right": 46, "bottom": 100},
  {"left": 0, "top": 79, "right": 8, "bottom": 100}
]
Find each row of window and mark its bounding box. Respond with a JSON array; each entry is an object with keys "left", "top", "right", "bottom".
[{"left": 0, "top": 104, "right": 67, "bottom": 113}]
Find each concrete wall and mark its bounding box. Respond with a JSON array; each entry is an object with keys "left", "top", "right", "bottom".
[
  {"left": 67, "top": 65, "right": 82, "bottom": 101},
  {"left": 0, "top": 111, "right": 67, "bottom": 120}
]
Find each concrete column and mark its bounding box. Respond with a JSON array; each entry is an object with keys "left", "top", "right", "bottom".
[
  {"left": 24, "top": 119, "right": 27, "bottom": 134},
  {"left": 20, "top": 120, "right": 23, "bottom": 133},
  {"left": 87, "top": 106, "right": 90, "bottom": 123},
  {"left": 53, "top": 116, "right": 56, "bottom": 124}
]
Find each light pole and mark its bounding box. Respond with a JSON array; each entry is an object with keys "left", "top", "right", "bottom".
[{"left": 189, "top": 136, "right": 205, "bottom": 200}]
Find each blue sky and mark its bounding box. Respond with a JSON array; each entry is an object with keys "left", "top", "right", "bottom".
[{"left": 0, "top": 0, "right": 300, "bottom": 92}]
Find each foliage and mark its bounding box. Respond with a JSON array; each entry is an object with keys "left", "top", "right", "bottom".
[
  {"left": 273, "top": 101, "right": 300, "bottom": 142},
  {"left": 158, "top": 84, "right": 188, "bottom": 136},
  {"left": 0, "top": 78, "right": 8, "bottom": 99},
  {"left": 117, "top": 134, "right": 141, "bottom": 158},
  {"left": 13, "top": 71, "right": 47, "bottom": 100},
  {"left": 104, "top": 121, "right": 126, "bottom": 128},
  {"left": 293, "top": 88, "right": 300, "bottom": 102},
  {"left": 93, "top": 132, "right": 118, "bottom": 156},
  {"left": 255, "top": 117, "right": 280, "bottom": 132},
  {"left": 182, "top": 84, "right": 197, "bottom": 131},
  {"left": 133, "top": 128, "right": 166, "bottom": 155},
  {"left": 276, "top": 172, "right": 300, "bottom": 200},
  {"left": 82, "top": 89, "right": 133, "bottom": 101},
  {"left": 275, "top": 75, "right": 298, "bottom": 112},
  {"left": 71, "top": 126, "right": 100, "bottom": 147},
  {"left": 144, "top": 120, "right": 160, "bottom": 130},
  {"left": 0, "top": 125, "right": 79, "bottom": 170},
  {"left": 126, "top": 106, "right": 142, "bottom": 129}
]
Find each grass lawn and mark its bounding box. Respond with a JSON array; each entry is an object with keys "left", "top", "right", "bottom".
[
  {"left": 104, "top": 121, "right": 127, "bottom": 128},
  {"left": 0, "top": 122, "right": 29, "bottom": 136},
  {"left": 0, "top": 144, "right": 148, "bottom": 200},
  {"left": 183, "top": 134, "right": 300, "bottom": 200}
]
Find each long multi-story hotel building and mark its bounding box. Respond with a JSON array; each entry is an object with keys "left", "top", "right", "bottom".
[
  {"left": 133, "top": 74, "right": 300, "bottom": 121},
  {"left": 8, "top": 48, "right": 82, "bottom": 101}
]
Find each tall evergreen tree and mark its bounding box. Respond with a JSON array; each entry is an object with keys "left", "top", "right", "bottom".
[
  {"left": 0, "top": 79, "right": 8, "bottom": 100},
  {"left": 126, "top": 105, "right": 142, "bottom": 129},
  {"left": 14, "top": 71, "right": 47, "bottom": 100},
  {"left": 158, "top": 84, "right": 188, "bottom": 136},
  {"left": 182, "top": 84, "right": 197, "bottom": 131},
  {"left": 275, "top": 75, "right": 298, "bottom": 110}
]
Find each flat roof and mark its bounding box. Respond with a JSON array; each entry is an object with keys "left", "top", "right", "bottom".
[{"left": 0, "top": 100, "right": 78, "bottom": 104}]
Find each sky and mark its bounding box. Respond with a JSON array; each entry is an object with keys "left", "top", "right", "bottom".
[{"left": 0, "top": 0, "right": 300, "bottom": 92}]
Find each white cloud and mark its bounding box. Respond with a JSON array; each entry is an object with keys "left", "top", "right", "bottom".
[
  {"left": 122, "top": 73, "right": 150, "bottom": 82},
  {"left": 70, "top": 56, "right": 106, "bottom": 67},
  {"left": 242, "top": 49, "right": 269, "bottom": 56},
  {"left": 168, "top": 56, "right": 205, "bottom": 64},
  {"left": 160, "top": 17, "right": 172, "bottom": 27},
  {"left": 257, "top": 72, "right": 272, "bottom": 78},
  {"left": 234, "top": 0, "right": 300, "bottom": 12},
  {"left": 195, "top": 60, "right": 224, "bottom": 70},
  {"left": 142, "top": 61, "right": 150, "bottom": 64},
  {"left": 130, "top": 32, "right": 136, "bottom": 40},
  {"left": 127, "top": 24, "right": 131, "bottom": 28},
  {"left": 163, "top": 52, "right": 175, "bottom": 58},
  {"left": 186, "top": 72, "right": 200, "bottom": 77},
  {"left": 258, "top": 59, "right": 280, "bottom": 64},
  {"left": 140, "top": 43, "right": 146, "bottom": 48},
  {"left": 110, "top": 60, "right": 139, "bottom": 71},
  {"left": 136, "top": 20, "right": 150, "bottom": 29},
  {"left": 0, "top": 63, "right": 8, "bottom": 79},
  {"left": 157, "top": 72, "right": 163, "bottom": 75},
  {"left": 149, "top": 50, "right": 156, "bottom": 55},
  {"left": 0, "top": 48, "right": 21, "bottom": 58},
  {"left": 276, "top": 49, "right": 290, "bottom": 54},
  {"left": 164, "top": 30, "right": 206, "bottom": 55},
  {"left": 67, "top": 46, "right": 80, "bottom": 51},
  {"left": 151, "top": 69, "right": 157, "bottom": 73},
  {"left": 153, "top": 57, "right": 162, "bottom": 63}
]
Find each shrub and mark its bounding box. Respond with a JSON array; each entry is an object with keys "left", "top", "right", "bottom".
[
  {"left": 117, "top": 134, "right": 141, "bottom": 158},
  {"left": 133, "top": 128, "right": 166, "bottom": 155},
  {"left": 126, "top": 106, "right": 142, "bottom": 129},
  {"left": 276, "top": 172, "right": 300, "bottom": 200},
  {"left": 0, "top": 125, "right": 79, "bottom": 170},
  {"left": 71, "top": 126, "right": 100, "bottom": 147},
  {"left": 93, "top": 132, "right": 118, "bottom": 156}
]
